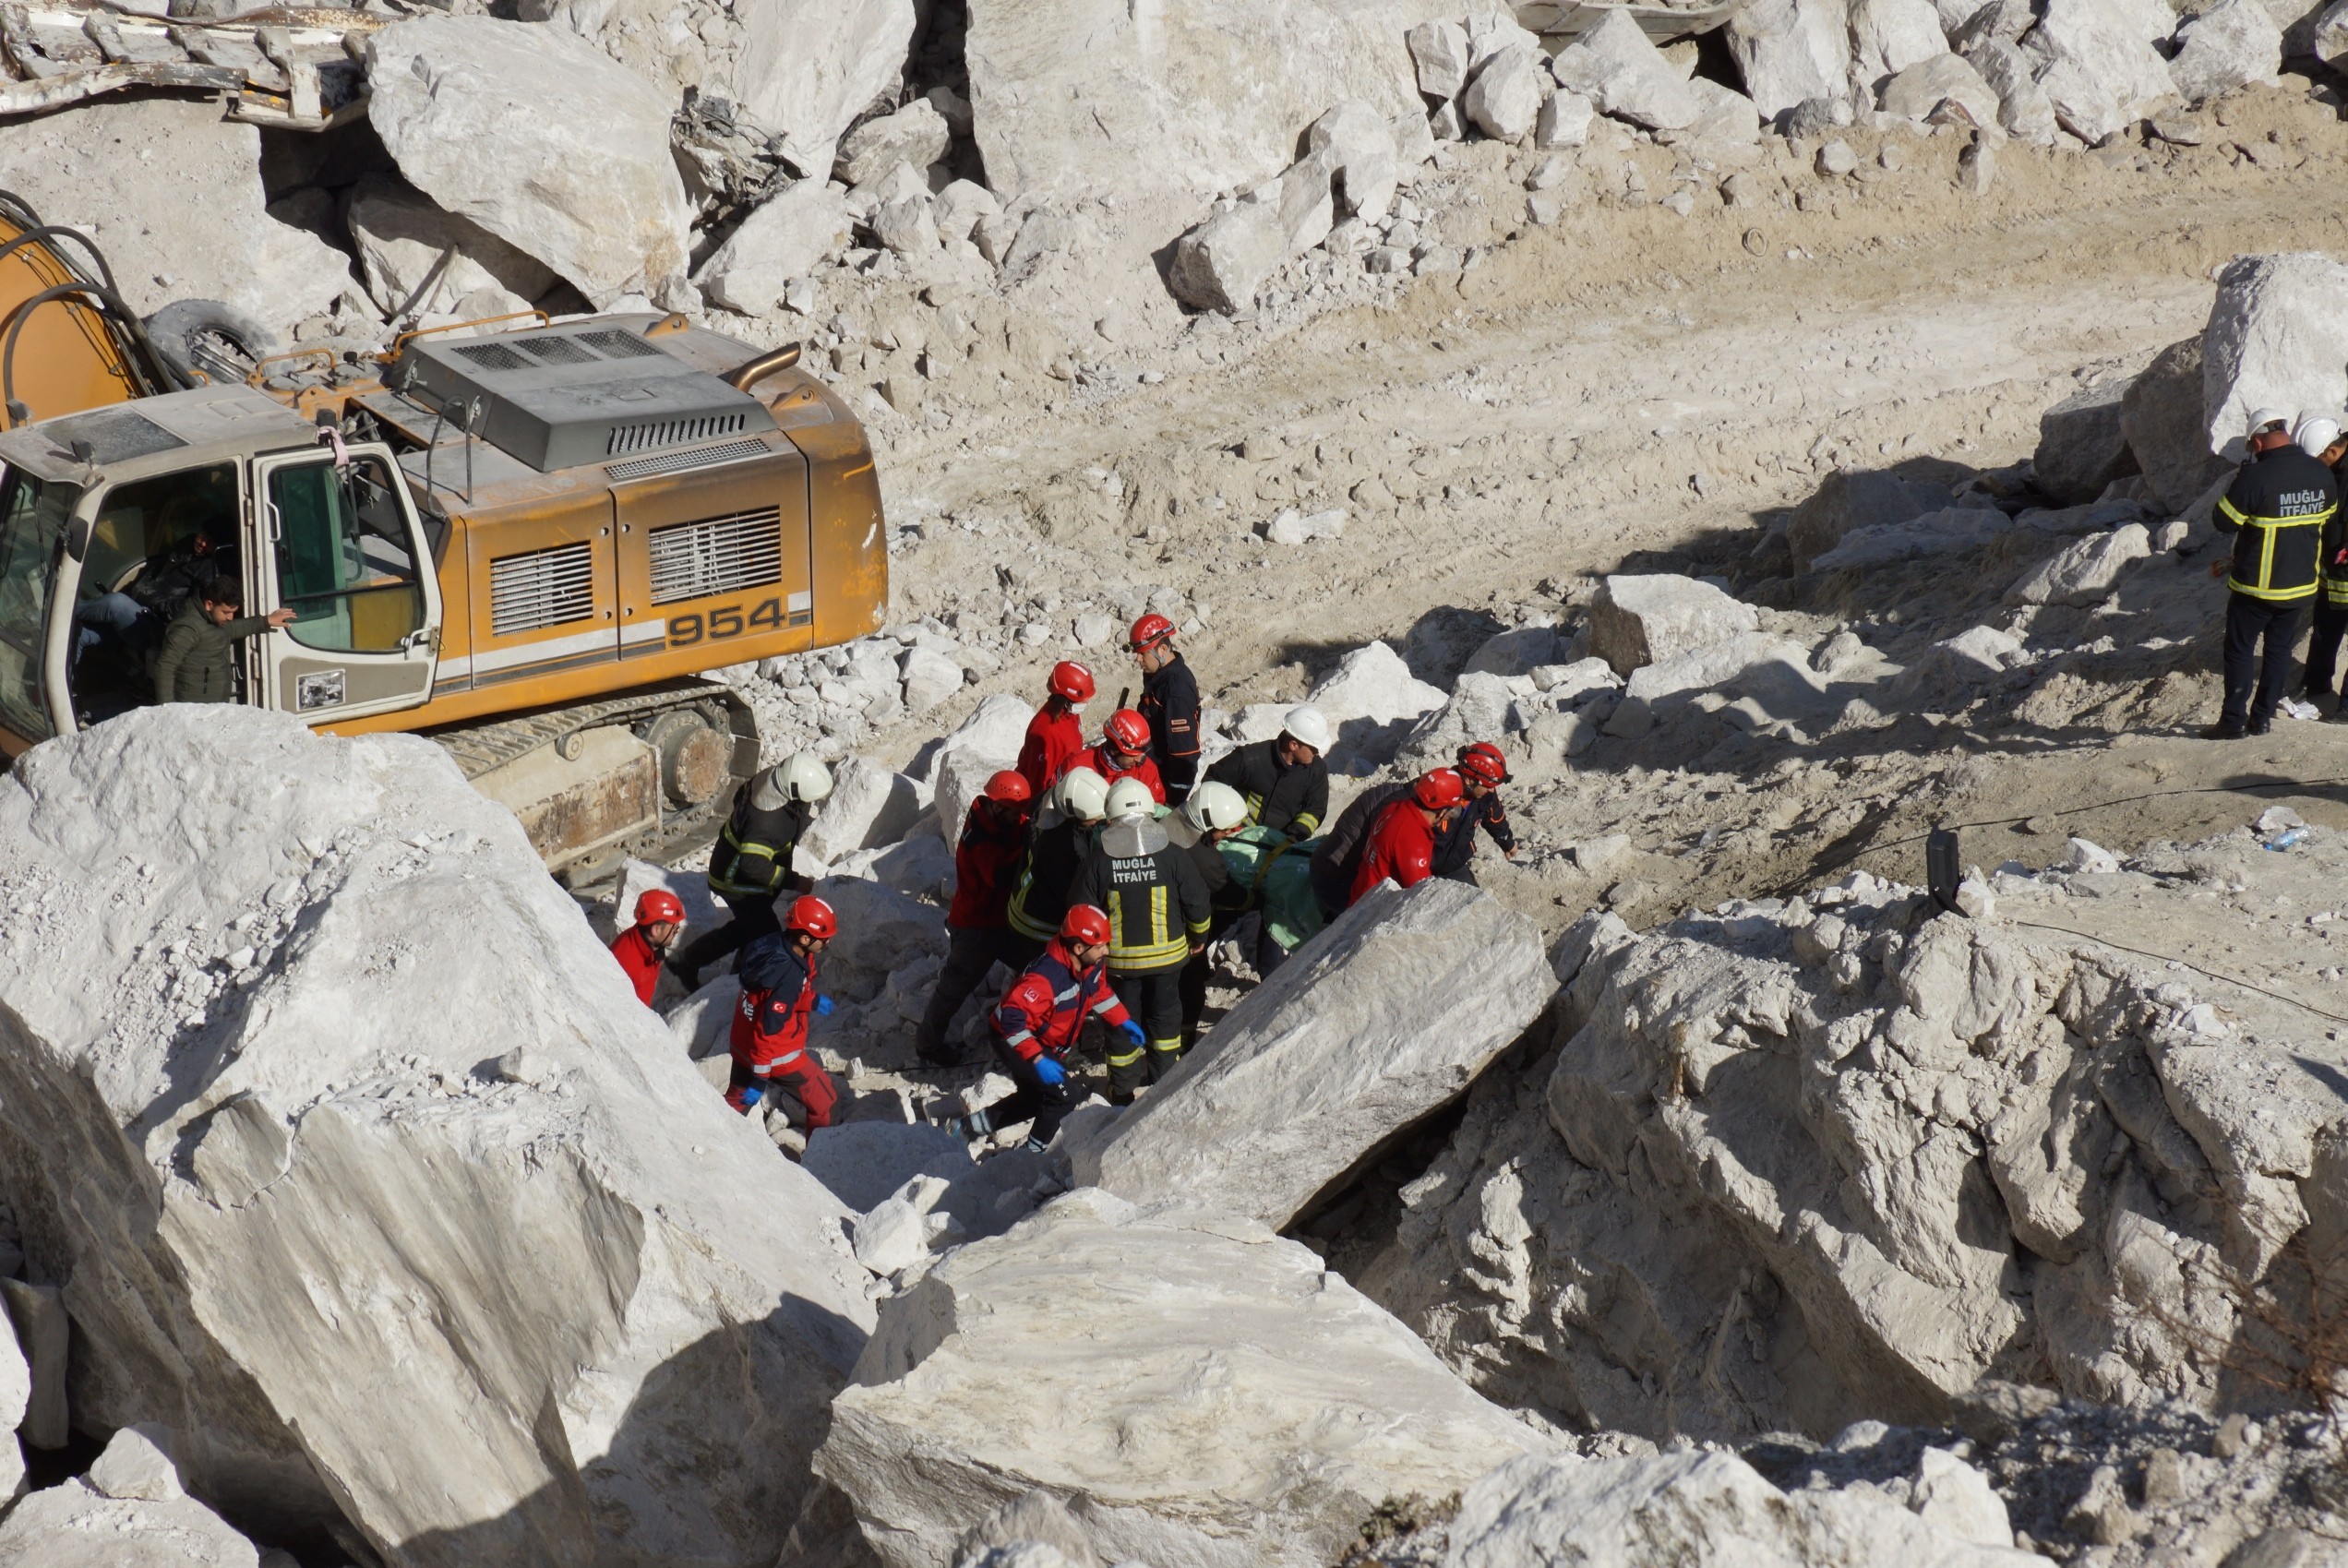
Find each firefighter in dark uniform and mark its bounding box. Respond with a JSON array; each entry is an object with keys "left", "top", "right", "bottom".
[
  {"left": 1173, "top": 779, "right": 1248, "bottom": 1047},
  {"left": 1003, "top": 765, "right": 1110, "bottom": 965},
  {"left": 2296, "top": 416, "right": 2348, "bottom": 715},
  {"left": 2208, "top": 408, "right": 2341, "bottom": 738},
  {"left": 669, "top": 751, "right": 833, "bottom": 987},
  {"left": 1204, "top": 703, "right": 1331, "bottom": 840},
  {"left": 1071, "top": 776, "right": 1211, "bottom": 1101},
  {"left": 1129, "top": 612, "right": 1201, "bottom": 804},
  {"left": 1433, "top": 741, "right": 1519, "bottom": 884}
]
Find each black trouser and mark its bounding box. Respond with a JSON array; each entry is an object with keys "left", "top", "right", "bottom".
[
  {"left": 1310, "top": 864, "right": 1350, "bottom": 923},
  {"left": 976, "top": 1036, "right": 1079, "bottom": 1144},
  {"left": 1108, "top": 968, "right": 1185, "bottom": 1099},
  {"left": 2222, "top": 592, "right": 2307, "bottom": 727},
  {"left": 2305, "top": 594, "right": 2348, "bottom": 700},
  {"left": 915, "top": 925, "right": 1022, "bottom": 1063},
  {"left": 670, "top": 891, "right": 778, "bottom": 981}
]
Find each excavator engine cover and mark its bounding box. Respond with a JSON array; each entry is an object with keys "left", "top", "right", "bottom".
[{"left": 389, "top": 320, "right": 779, "bottom": 473}]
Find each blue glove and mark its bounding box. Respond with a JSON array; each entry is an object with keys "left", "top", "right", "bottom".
[
  {"left": 1117, "top": 1020, "right": 1146, "bottom": 1051},
  {"left": 737, "top": 1081, "right": 764, "bottom": 1109},
  {"left": 1033, "top": 1055, "right": 1067, "bottom": 1087},
  {"left": 812, "top": 993, "right": 834, "bottom": 1016}
]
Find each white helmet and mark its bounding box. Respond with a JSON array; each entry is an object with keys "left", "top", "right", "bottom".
[
  {"left": 2248, "top": 406, "right": 2292, "bottom": 437},
  {"left": 1281, "top": 703, "right": 1332, "bottom": 754},
  {"left": 2297, "top": 412, "right": 2342, "bottom": 458},
  {"left": 754, "top": 751, "right": 833, "bottom": 809},
  {"left": 1056, "top": 765, "right": 1110, "bottom": 822},
  {"left": 1105, "top": 777, "right": 1156, "bottom": 820},
  {"left": 1183, "top": 780, "right": 1248, "bottom": 833}
]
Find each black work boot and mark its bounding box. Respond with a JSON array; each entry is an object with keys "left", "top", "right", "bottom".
[
  {"left": 2248, "top": 716, "right": 2274, "bottom": 736},
  {"left": 2204, "top": 719, "right": 2248, "bottom": 740}
]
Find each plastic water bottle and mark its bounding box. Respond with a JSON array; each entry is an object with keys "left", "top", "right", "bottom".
[{"left": 2265, "top": 828, "right": 2307, "bottom": 852}]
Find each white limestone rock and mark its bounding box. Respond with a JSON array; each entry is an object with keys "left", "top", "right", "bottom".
[
  {"left": 871, "top": 194, "right": 943, "bottom": 258},
  {"left": 901, "top": 646, "right": 966, "bottom": 716},
  {"left": 1306, "top": 640, "right": 1450, "bottom": 764},
  {"left": 344, "top": 175, "right": 556, "bottom": 322},
  {"left": 930, "top": 694, "right": 1036, "bottom": 838},
  {"left": 1788, "top": 469, "right": 1952, "bottom": 569},
  {"left": 1466, "top": 46, "right": 1551, "bottom": 141},
  {"left": 804, "top": 1121, "right": 976, "bottom": 1212},
  {"left": 851, "top": 1174, "right": 965, "bottom": 1275},
  {"left": 0, "top": 1304, "right": 24, "bottom": 1499},
  {"left": 838, "top": 100, "right": 954, "bottom": 188},
  {"left": 1308, "top": 102, "right": 1402, "bottom": 224},
  {"left": 1727, "top": 0, "right": 1852, "bottom": 120},
  {"left": 695, "top": 181, "right": 857, "bottom": 317},
  {"left": 1408, "top": 17, "right": 1473, "bottom": 97},
  {"left": 2122, "top": 336, "right": 2232, "bottom": 510},
  {"left": 0, "top": 1478, "right": 259, "bottom": 1568},
  {"left": 1466, "top": 626, "right": 1569, "bottom": 677},
  {"left": 0, "top": 708, "right": 873, "bottom": 1567},
  {"left": 2201, "top": 253, "right": 2348, "bottom": 461},
  {"left": 1065, "top": 879, "right": 1555, "bottom": 1227},
  {"left": 1810, "top": 508, "right": 2015, "bottom": 570},
  {"left": 1168, "top": 205, "right": 1288, "bottom": 314},
  {"left": 2032, "top": 382, "right": 2137, "bottom": 504},
  {"left": 368, "top": 17, "right": 692, "bottom": 307},
  {"left": 1878, "top": 53, "right": 2001, "bottom": 125},
  {"left": 1848, "top": 0, "right": 1947, "bottom": 92},
  {"left": 88, "top": 1424, "right": 185, "bottom": 1502},
  {"left": 816, "top": 1190, "right": 1556, "bottom": 1568},
  {"left": 1443, "top": 1451, "right": 2035, "bottom": 1566},
  {"left": 2003, "top": 523, "right": 2153, "bottom": 606},
  {"left": 1551, "top": 10, "right": 1701, "bottom": 129},
  {"left": 2317, "top": 0, "right": 2348, "bottom": 61},
  {"left": 801, "top": 756, "right": 927, "bottom": 866},
  {"left": 964, "top": 0, "right": 1430, "bottom": 261},
  {"left": 0, "top": 95, "right": 351, "bottom": 335},
  {"left": 1536, "top": 90, "right": 1598, "bottom": 148},
  {"left": 2027, "top": 0, "right": 2179, "bottom": 145},
  {"left": 1965, "top": 37, "right": 2058, "bottom": 142},
  {"left": 730, "top": 0, "right": 916, "bottom": 178},
  {"left": 2167, "top": 0, "right": 2282, "bottom": 101},
  {"left": 1587, "top": 574, "right": 1763, "bottom": 677}
]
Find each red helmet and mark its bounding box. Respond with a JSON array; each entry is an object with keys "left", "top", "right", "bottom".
[
  {"left": 1060, "top": 904, "right": 1111, "bottom": 946},
  {"left": 1129, "top": 613, "right": 1175, "bottom": 652},
  {"left": 785, "top": 895, "right": 837, "bottom": 940},
  {"left": 1413, "top": 769, "right": 1467, "bottom": 810},
  {"left": 1048, "top": 660, "right": 1096, "bottom": 702},
  {"left": 1456, "top": 742, "right": 1509, "bottom": 787},
  {"left": 982, "top": 769, "right": 1033, "bottom": 806},
  {"left": 635, "top": 888, "right": 685, "bottom": 927},
  {"left": 1104, "top": 708, "right": 1151, "bottom": 755}
]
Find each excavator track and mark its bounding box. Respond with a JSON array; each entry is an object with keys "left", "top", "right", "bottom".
[{"left": 426, "top": 678, "right": 759, "bottom": 885}]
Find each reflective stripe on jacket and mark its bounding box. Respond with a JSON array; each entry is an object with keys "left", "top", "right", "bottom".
[
  {"left": 2218, "top": 448, "right": 2339, "bottom": 602},
  {"left": 991, "top": 940, "right": 1132, "bottom": 1061}
]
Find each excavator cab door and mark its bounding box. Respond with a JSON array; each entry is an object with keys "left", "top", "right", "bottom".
[{"left": 250, "top": 445, "right": 441, "bottom": 724}]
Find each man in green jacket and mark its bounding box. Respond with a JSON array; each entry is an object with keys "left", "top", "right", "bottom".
[{"left": 151, "top": 579, "right": 294, "bottom": 704}]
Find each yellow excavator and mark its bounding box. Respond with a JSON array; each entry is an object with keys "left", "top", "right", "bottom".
[{"left": 0, "top": 191, "right": 888, "bottom": 881}]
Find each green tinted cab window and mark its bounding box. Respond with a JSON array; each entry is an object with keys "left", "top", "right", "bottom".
[
  {"left": 0, "top": 472, "right": 76, "bottom": 740},
  {"left": 270, "top": 457, "right": 423, "bottom": 653}
]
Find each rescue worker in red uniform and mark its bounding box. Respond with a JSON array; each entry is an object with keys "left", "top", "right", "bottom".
[
  {"left": 609, "top": 888, "right": 686, "bottom": 1005},
  {"left": 1131, "top": 613, "right": 1201, "bottom": 803},
  {"left": 914, "top": 770, "right": 1036, "bottom": 1066},
  {"left": 1080, "top": 708, "right": 1167, "bottom": 803},
  {"left": 1433, "top": 742, "right": 1519, "bottom": 885},
  {"left": 1017, "top": 660, "right": 1095, "bottom": 796},
  {"left": 939, "top": 905, "right": 1143, "bottom": 1154},
  {"left": 1350, "top": 769, "right": 1466, "bottom": 906},
  {"left": 725, "top": 895, "right": 841, "bottom": 1127}
]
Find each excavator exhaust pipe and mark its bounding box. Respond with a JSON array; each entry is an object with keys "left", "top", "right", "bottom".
[{"left": 722, "top": 341, "right": 802, "bottom": 391}]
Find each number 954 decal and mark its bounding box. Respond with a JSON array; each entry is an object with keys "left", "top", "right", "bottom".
[{"left": 667, "top": 596, "right": 792, "bottom": 646}]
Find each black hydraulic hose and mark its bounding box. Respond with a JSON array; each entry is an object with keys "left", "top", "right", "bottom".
[{"left": 0, "top": 222, "right": 123, "bottom": 299}]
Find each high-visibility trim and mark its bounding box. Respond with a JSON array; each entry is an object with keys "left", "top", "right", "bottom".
[
  {"left": 1105, "top": 1047, "right": 1145, "bottom": 1067},
  {"left": 1089, "top": 995, "right": 1120, "bottom": 1015},
  {"left": 2326, "top": 577, "right": 2348, "bottom": 604},
  {"left": 1006, "top": 865, "right": 1058, "bottom": 940},
  {"left": 1290, "top": 811, "right": 1321, "bottom": 833},
  {"left": 1001, "top": 1027, "right": 1035, "bottom": 1047},
  {"left": 1147, "top": 1038, "right": 1182, "bottom": 1052},
  {"left": 711, "top": 825, "right": 788, "bottom": 896},
  {"left": 2224, "top": 509, "right": 2331, "bottom": 600}
]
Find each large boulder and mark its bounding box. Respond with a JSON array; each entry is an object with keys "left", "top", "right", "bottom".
[
  {"left": 1309, "top": 102, "right": 1401, "bottom": 225},
  {"left": 2122, "top": 335, "right": 2231, "bottom": 512},
  {"left": 2200, "top": 253, "right": 2348, "bottom": 461},
  {"left": 1965, "top": 37, "right": 2058, "bottom": 142},
  {"left": 1549, "top": 9, "right": 1701, "bottom": 130},
  {"left": 0, "top": 708, "right": 873, "bottom": 1566},
  {"left": 1064, "top": 879, "right": 1555, "bottom": 1229},
  {"left": 2166, "top": 0, "right": 2282, "bottom": 102},
  {"left": 1444, "top": 1451, "right": 2032, "bottom": 1565},
  {"left": 1305, "top": 640, "right": 1450, "bottom": 765},
  {"left": 0, "top": 96, "right": 352, "bottom": 335},
  {"left": 2027, "top": 0, "right": 2180, "bottom": 144},
  {"left": 930, "top": 692, "right": 1036, "bottom": 842},
  {"left": 1878, "top": 53, "right": 2001, "bottom": 126},
  {"left": 964, "top": 0, "right": 1433, "bottom": 259},
  {"left": 1465, "top": 45, "right": 1550, "bottom": 141},
  {"left": 2032, "top": 381, "right": 2138, "bottom": 504},
  {"left": 801, "top": 755, "right": 928, "bottom": 866},
  {"left": 1787, "top": 469, "right": 1951, "bottom": 569},
  {"left": 1847, "top": 0, "right": 1948, "bottom": 90},
  {"left": 815, "top": 1189, "right": 1555, "bottom": 1568},
  {"left": 694, "top": 182, "right": 857, "bottom": 317},
  {"left": 1810, "top": 507, "right": 2015, "bottom": 570},
  {"left": 1168, "top": 206, "right": 1288, "bottom": 315},
  {"left": 1727, "top": 0, "right": 1852, "bottom": 120},
  {"left": 2002, "top": 522, "right": 2153, "bottom": 605},
  {"left": 1586, "top": 575, "right": 1763, "bottom": 678},
  {"left": 368, "top": 17, "right": 694, "bottom": 307},
  {"left": 837, "top": 100, "right": 954, "bottom": 188}
]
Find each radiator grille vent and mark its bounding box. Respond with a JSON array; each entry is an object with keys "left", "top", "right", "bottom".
[
  {"left": 578, "top": 329, "right": 663, "bottom": 360},
  {"left": 606, "top": 438, "right": 769, "bottom": 483},
  {"left": 607, "top": 413, "right": 750, "bottom": 456},
  {"left": 648, "top": 508, "right": 783, "bottom": 606},
  {"left": 490, "top": 541, "right": 595, "bottom": 635},
  {"left": 519, "top": 336, "right": 594, "bottom": 365},
  {"left": 453, "top": 341, "right": 531, "bottom": 373}
]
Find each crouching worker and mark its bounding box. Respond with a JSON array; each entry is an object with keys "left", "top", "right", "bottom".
[
  {"left": 609, "top": 888, "right": 686, "bottom": 1005},
  {"left": 940, "top": 905, "right": 1142, "bottom": 1155},
  {"left": 725, "top": 895, "right": 841, "bottom": 1129}
]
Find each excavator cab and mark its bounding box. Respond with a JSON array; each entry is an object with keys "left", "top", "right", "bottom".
[{"left": 0, "top": 384, "right": 441, "bottom": 753}]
